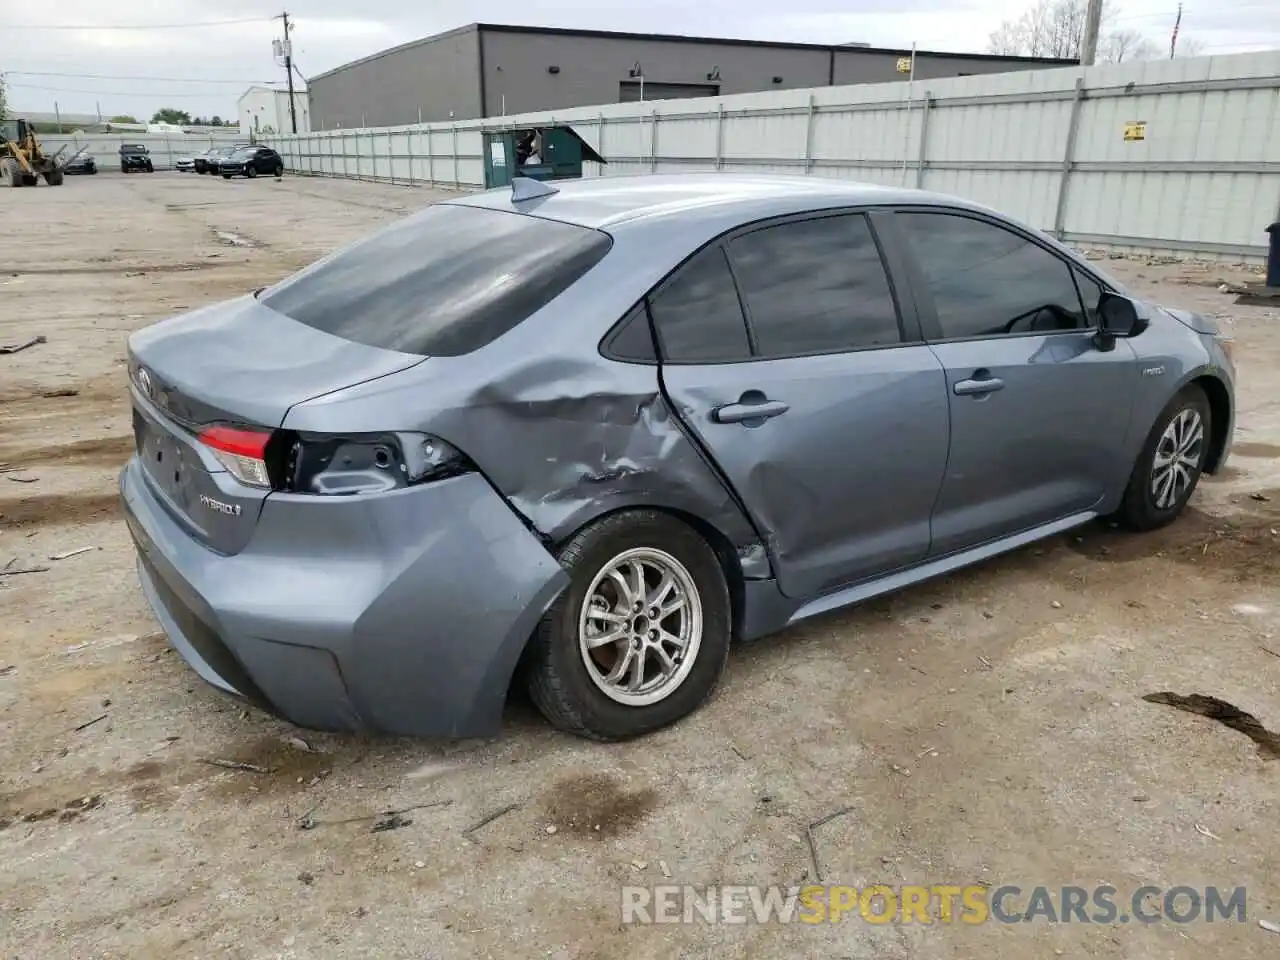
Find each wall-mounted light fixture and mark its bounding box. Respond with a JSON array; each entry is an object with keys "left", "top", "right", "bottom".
[
  {"left": 706, "top": 65, "right": 721, "bottom": 82},
  {"left": 629, "top": 61, "right": 644, "bottom": 78},
  {"left": 772, "top": 76, "right": 784, "bottom": 84},
  {"left": 548, "top": 65, "right": 561, "bottom": 74}
]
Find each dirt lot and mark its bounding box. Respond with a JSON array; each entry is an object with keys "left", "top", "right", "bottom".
[{"left": 2, "top": 172, "right": 1279, "bottom": 959}]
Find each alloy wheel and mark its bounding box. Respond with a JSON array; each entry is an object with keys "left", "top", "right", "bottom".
[
  {"left": 1151, "top": 407, "right": 1204, "bottom": 510},
  {"left": 578, "top": 547, "right": 703, "bottom": 707}
]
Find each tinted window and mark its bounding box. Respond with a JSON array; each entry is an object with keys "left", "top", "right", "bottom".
[
  {"left": 648, "top": 247, "right": 751, "bottom": 363},
  {"left": 899, "top": 213, "right": 1087, "bottom": 339},
  {"left": 1073, "top": 269, "right": 1106, "bottom": 325},
  {"left": 261, "top": 204, "right": 611, "bottom": 356},
  {"left": 605, "top": 305, "right": 657, "bottom": 363},
  {"left": 728, "top": 214, "right": 901, "bottom": 356}
]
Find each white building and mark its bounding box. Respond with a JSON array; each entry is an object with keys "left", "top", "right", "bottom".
[{"left": 237, "top": 86, "right": 310, "bottom": 137}]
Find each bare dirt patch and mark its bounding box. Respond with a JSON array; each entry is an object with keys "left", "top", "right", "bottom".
[{"left": 0, "top": 491, "right": 121, "bottom": 529}]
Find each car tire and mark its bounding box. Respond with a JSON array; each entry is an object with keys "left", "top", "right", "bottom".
[
  {"left": 525, "top": 510, "right": 731, "bottom": 741},
  {"left": 246, "top": 166, "right": 258, "bottom": 179},
  {"left": 1114, "top": 384, "right": 1211, "bottom": 532},
  {"left": 274, "top": 163, "right": 284, "bottom": 177},
  {"left": 222, "top": 174, "right": 232, "bottom": 180}
]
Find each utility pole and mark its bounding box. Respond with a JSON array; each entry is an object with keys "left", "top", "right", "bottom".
[
  {"left": 1169, "top": 2, "right": 1183, "bottom": 59},
  {"left": 277, "top": 11, "right": 298, "bottom": 134},
  {"left": 1080, "top": 0, "right": 1103, "bottom": 66}
]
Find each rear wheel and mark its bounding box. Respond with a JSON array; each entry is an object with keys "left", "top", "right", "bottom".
[
  {"left": 274, "top": 163, "right": 284, "bottom": 178},
  {"left": 525, "top": 511, "right": 731, "bottom": 740},
  {"left": 21, "top": 173, "right": 37, "bottom": 187},
  {"left": 43, "top": 169, "right": 64, "bottom": 186},
  {"left": 1114, "top": 385, "right": 1211, "bottom": 531}
]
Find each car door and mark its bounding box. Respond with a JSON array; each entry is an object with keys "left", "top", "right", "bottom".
[
  {"left": 654, "top": 211, "right": 950, "bottom": 601},
  {"left": 890, "top": 209, "right": 1138, "bottom": 556}
]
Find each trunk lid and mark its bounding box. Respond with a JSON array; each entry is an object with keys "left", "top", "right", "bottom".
[{"left": 127, "top": 295, "right": 424, "bottom": 554}]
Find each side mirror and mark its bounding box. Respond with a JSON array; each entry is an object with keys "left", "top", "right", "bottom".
[{"left": 1097, "top": 292, "right": 1148, "bottom": 338}]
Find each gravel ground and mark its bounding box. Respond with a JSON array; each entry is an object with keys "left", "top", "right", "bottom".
[{"left": 2, "top": 172, "right": 1279, "bottom": 960}]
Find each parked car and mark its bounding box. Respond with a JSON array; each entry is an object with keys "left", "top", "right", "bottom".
[
  {"left": 63, "top": 152, "right": 97, "bottom": 175},
  {"left": 121, "top": 175, "right": 1235, "bottom": 742},
  {"left": 194, "top": 145, "right": 248, "bottom": 174},
  {"left": 175, "top": 155, "right": 196, "bottom": 172},
  {"left": 218, "top": 146, "right": 284, "bottom": 179},
  {"left": 119, "top": 144, "right": 153, "bottom": 173}
]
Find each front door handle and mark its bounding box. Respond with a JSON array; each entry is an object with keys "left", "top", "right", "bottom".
[
  {"left": 713, "top": 394, "right": 790, "bottom": 424},
  {"left": 953, "top": 373, "right": 1005, "bottom": 397}
]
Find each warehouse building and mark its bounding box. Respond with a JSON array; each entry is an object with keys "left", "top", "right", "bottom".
[{"left": 308, "top": 23, "right": 1075, "bottom": 130}]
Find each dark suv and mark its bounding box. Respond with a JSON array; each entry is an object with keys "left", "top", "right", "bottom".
[
  {"left": 195, "top": 144, "right": 249, "bottom": 174},
  {"left": 218, "top": 146, "right": 284, "bottom": 179},
  {"left": 119, "top": 144, "right": 153, "bottom": 174}
]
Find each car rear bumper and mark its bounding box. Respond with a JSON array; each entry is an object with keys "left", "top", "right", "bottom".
[{"left": 120, "top": 459, "right": 569, "bottom": 737}]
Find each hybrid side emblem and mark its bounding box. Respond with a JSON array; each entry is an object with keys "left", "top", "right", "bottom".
[{"left": 200, "top": 494, "right": 242, "bottom": 517}]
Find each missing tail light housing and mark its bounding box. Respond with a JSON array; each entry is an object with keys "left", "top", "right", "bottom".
[{"left": 280, "top": 431, "right": 470, "bottom": 495}]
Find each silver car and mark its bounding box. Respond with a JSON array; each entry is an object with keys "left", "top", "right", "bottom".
[{"left": 120, "top": 174, "right": 1235, "bottom": 740}]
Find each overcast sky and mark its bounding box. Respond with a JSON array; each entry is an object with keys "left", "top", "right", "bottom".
[{"left": 5, "top": 0, "right": 1277, "bottom": 119}]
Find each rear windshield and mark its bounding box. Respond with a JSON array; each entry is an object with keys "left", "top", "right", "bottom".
[{"left": 260, "top": 203, "right": 612, "bottom": 356}]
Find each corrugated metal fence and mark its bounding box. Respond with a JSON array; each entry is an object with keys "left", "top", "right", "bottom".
[
  {"left": 267, "top": 52, "right": 1280, "bottom": 261},
  {"left": 42, "top": 133, "right": 246, "bottom": 172}
]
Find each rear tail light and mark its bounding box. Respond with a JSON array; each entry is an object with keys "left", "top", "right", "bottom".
[
  {"left": 197, "top": 427, "right": 469, "bottom": 495},
  {"left": 198, "top": 426, "right": 273, "bottom": 488}
]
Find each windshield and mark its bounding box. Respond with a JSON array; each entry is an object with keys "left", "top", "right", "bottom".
[
  {"left": 121, "top": 144, "right": 147, "bottom": 153},
  {"left": 260, "top": 204, "right": 612, "bottom": 357},
  {"left": 230, "top": 148, "right": 257, "bottom": 158}
]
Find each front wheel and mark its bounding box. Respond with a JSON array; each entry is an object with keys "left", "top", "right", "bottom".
[
  {"left": 246, "top": 165, "right": 258, "bottom": 179},
  {"left": 1114, "top": 384, "right": 1211, "bottom": 531},
  {"left": 222, "top": 174, "right": 232, "bottom": 180},
  {"left": 525, "top": 511, "right": 731, "bottom": 740}
]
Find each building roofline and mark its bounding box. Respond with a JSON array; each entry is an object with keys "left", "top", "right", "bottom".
[
  {"left": 309, "top": 23, "right": 481, "bottom": 81},
  {"left": 475, "top": 23, "right": 1077, "bottom": 64},
  {"left": 308, "top": 21, "right": 1077, "bottom": 82}
]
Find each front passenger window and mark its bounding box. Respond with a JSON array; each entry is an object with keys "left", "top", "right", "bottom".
[{"left": 899, "top": 212, "right": 1088, "bottom": 340}]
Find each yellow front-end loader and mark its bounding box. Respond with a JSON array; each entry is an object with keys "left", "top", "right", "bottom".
[{"left": 1, "top": 119, "right": 66, "bottom": 187}]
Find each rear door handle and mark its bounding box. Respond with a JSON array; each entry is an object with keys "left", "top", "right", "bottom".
[
  {"left": 953, "top": 374, "right": 1005, "bottom": 397},
  {"left": 713, "top": 396, "right": 790, "bottom": 424}
]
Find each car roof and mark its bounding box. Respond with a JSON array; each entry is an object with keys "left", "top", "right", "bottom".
[{"left": 449, "top": 173, "right": 992, "bottom": 231}]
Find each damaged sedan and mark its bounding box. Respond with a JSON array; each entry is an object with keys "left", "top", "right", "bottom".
[{"left": 120, "top": 174, "right": 1235, "bottom": 740}]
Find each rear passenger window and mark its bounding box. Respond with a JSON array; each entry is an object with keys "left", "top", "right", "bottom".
[
  {"left": 648, "top": 247, "right": 752, "bottom": 363},
  {"left": 728, "top": 214, "right": 901, "bottom": 357}
]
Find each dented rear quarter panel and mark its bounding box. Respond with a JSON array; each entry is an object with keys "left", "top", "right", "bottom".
[{"left": 283, "top": 225, "right": 773, "bottom": 579}]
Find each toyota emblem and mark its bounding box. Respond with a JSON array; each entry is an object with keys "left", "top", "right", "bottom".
[{"left": 138, "top": 367, "right": 152, "bottom": 397}]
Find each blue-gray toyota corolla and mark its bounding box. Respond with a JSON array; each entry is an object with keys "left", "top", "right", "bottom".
[{"left": 120, "top": 174, "right": 1235, "bottom": 740}]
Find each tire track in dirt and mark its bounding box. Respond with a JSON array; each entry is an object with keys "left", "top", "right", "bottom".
[
  {"left": 0, "top": 435, "right": 134, "bottom": 470},
  {"left": 0, "top": 492, "right": 121, "bottom": 529}
]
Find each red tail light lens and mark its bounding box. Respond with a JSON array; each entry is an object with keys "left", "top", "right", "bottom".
[{"left": 199, "top": 426, "right": 273, "bottom": 488}]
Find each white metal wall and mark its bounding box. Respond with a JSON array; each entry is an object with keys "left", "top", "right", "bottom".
[
  {"left": 267, "top": 51, "right": 1280, "bottom": 261},
  {"left": 42, "top": 133, "right": 247, "bottom": 172}
]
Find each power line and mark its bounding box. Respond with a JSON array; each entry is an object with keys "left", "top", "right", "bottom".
[
  {"left": 4, "top": 70, "right": 282, "bottom": 85},
  {"left": 5, "top": 81, "right": 245, "bottom": 98},
  {"left": 7, "top": 16, "right": 268, "bottom": 31}
]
